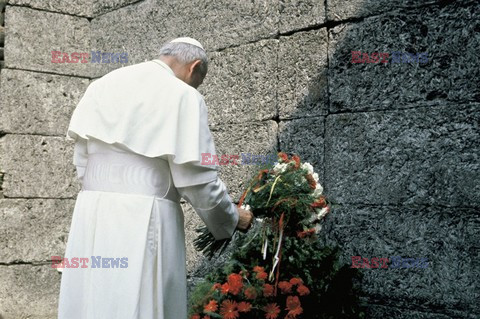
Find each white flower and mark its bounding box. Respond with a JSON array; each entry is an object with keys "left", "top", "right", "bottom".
[
  {"left": 312, "top": 172, "right": 319, "bottom": 183},
  {"left": 314, "top": 224, "right": 322, "bottom": 233},
  {"left": 316, "top": 207, "right": 329, "bottom": 220},
  {"left": 301, "top": 162, "right": 314, "bottom": 174},
  {"left": 313, "top": 182, "right": 323, "bottom": 197},
  {"left": 241, "top": 204, "right": 251, "bottom": 211},
  {"left": 273, "top": 162, "right": 288, "bottom": 174}
]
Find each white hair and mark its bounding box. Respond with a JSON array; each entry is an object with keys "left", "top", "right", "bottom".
[{"left": 159, "top": 41, "right": 208, "bottom": 76}]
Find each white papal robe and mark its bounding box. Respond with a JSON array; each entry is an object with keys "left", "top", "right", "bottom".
[{"left": 58, "top": 60, "right": 239, "bottom": 319}]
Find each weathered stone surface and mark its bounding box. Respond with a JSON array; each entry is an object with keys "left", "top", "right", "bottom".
[
  {"left": 90, "top": 0, "right": 278, "bottom": 77},
  {"left": 200, "top": 39, "right": 278, "bottom": 125},
  {"left": 93, "top": 0, "right": 140, "bottom": 16},
  {"left": 326, "top": 0, "right": 467, "bottom": 21},
  {"left": 278, "top": 29, "right": 328, "bottom": 119},
  {"left": 0, "top": 135, "right": 80, "bottom": 198},
  {"left": 325, "top": 103, "right": 480, "bottom": 206},
  {"left": 0, "top": 264, "right": 60, "bottom": 319},
  {"left": 366, "top": 304, "right": 475, "bottom": 319},
  {"left": 7, "top": 0, "right": 93, "bottom": 17},
  {"left": 279, "top": 0, "right": 325, "bottom": 33},
  {"left": 5, "top": 6, "right": 91, "bottom": 77},
  {"left": 279, "top": 117, "right": 325, "bottom": 181},
  {"left": 0, "top": 199, "right": 75, "bottom": 263},
  {"left": 210, "top": 121, "right": 278, "bottom": 200},
  {"left": 183, "top": 202, "right": 205, "bottom": 274},
  {"left": 328, "top": 2, "right": 480, "bottom": 113},
  {"left": 321, "top": 204, "right": 480, "bottom": 316},
  {"left": 0, "top": 69, "right": 89, "bottom": 135}
]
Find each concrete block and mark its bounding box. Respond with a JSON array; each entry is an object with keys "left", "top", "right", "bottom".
[
  {"left": 0, "top": 264, "right": 61, "bottom": 319},
  {"left": 200, "top": 39, "right": 278, "bottom": 125},
  {"left": 327, "top": 0, "right": 455, "bottom": 21},
  {"left": 7, "top": 0, "right": 93, "bottom": 17},
  {"left": 183, "top": 202, "right": 205, "bottom": 275},
  {"left": 0, "top": 135, "right": 80, "bottom": 198},
  {"left": 0, "top": 69, "right": 89, "bottom": 135},
  {"left": 279, "top": 0, "right": 325, "bottom": 33},
  {"left": 321, "top": 204, "right": 480, "bottom": 315},
  {"left": 278, "top": 29, "right": 328, "bottom": 119},
  {"left": 4, "top": 6, "right": 91, "bottom": 77},
  {"left": 324, "top": 103, "right": 480, "bottom": 206},
  {"left": 210, "top": 120, "right": 278, "bottom": 201},
  {"left": 328, "top": 2, "right": 480, "bottom": 112},
  {"left": 0, "top": 198, "right": 75, "bottom": 263},
  {"left": 93, "top": 0, "right": 140, "bottom": 16},
  {"left": 90, "top": 0, "right": 279, "bottom": 77},
  {"left": 279, "top": 117, "right": 325, "bottom": 181}
]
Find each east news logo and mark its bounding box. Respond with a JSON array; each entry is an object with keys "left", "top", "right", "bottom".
[{"left": 51, "top": 51, "right": 128, "bottom": 64}]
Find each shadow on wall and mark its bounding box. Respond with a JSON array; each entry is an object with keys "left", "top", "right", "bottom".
[{"left": 276, "top": 0, "right": 479, "bottom": 318}]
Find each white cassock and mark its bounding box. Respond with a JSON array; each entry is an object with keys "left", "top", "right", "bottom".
[{"left": 58, "top": 59, "right": 239, "bottom": 319}]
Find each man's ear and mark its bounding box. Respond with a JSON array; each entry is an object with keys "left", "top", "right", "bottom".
[{"left": 189, "top": 59, "right": 202, "bottom": 75}]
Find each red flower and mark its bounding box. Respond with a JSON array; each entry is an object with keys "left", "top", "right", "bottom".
[
  {"left": 264, "top": 303, "right": 281, "bottom": 319},
  {"left": 297, "top": 285, "right": 310, "bottom": 296},
  {"left": 278, "top": 152, "right": 289, "bottom": 163},
  {"left": 212, "top": 283, "right": 222, "bottom": 291},
  {"left": 191, "top": 314, "right": 200, "bottom": 319},
  {"left": 204, "top": 299, "right": 218, "bottom": 313},
  {"left": 221, "top": 283, "right": 230, "bottom": 295},
  {"left": 244, "top": 286, "right": 258, "bottom": 299},
  {"left": 311, "top": 197, "right": 327, "bottom": 208},
  {"left": 253, "top": 266, "right": 265, "bottom": 273},
  {"left": 292, "top": 155, "right": 301, "bottom": 169},
  {"left": 256, "top": 271, "right": 268, "bottom": 281},
  {"left": 285, "top": 296, "right": 303, "bottom": 318},
  {"left": 278, "top": 281, "right": 293, "bottom": 294},
  {"left": 203, "top": 316, "right": 211, "bottom": 319},
  {"left": 237, "top": 301, "right": 252, "bottom": 312},
  {"left": 289, "top": 278, "right": 303, "bottom": 286},
  {"left": 305, "top": 174, "right": 316, "bottom": 189},
  {"left": 227, "top": 273, "right": 243, "bottom": 295},
  {"left": 297, "top": 228, "right": 315, "bottom": 238},
  {"left": 263, "top": 283, "right": 274, "bottom": 297},
  {"left": 220, "top": 300, "right": 239, "bottom": 319}
]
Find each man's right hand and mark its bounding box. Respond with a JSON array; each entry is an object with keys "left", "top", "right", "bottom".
[{"left": 236, "top": 207, "right": 254, "bottom": 231}]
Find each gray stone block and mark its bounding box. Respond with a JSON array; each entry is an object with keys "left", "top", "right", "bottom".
[
  {"left": 324, "top": 103, "right": 480, "bottom": 206},
  {"left": 90, "top": 0, "right": 279, "bottom": 77},
  {"left": 279, "top": 0, "right": 325, "bottom": 33},
  {"left": 0, "top": 69, "right": 89, "bottom": 135},
  {"left": 326, "top": 0, "right": 467, "bottom": 21},
  {"left": 200, "top": 39, "right": 278, "bottom": 125},
  {"left": 328, "top": 2, "right": 480, "bottom": 113},
  {"left": 0, "top": 199, "right": 75, "bottom": 263},
  {"left": 365, "top": 304, "right": 475, "bottom": 319},
  {"left": 5, "top": 6, "right": 91, "bottom": 77},
  {"left": 7, "top": 0, "right": 93, "bottom": 17},
  {"left": 210, "top": 120, "right": 278, "bottom": 200},
  {"left": 93, "top": 0, "right": 140, "bottom": 16},
  {"left": 0, "top": 264, "right": 60, "bottom": 319},
  {"left": 279, "top": 117, "right": 325, "bottom": 181},
  {"left": 321, "top": 204, "right": 480, "bottom": 315},
  {"left": 183, "top": 202, "right": 205, "bottom": 275},
  {"left": 0, "top": 135, "right": 80, "bottom": 198},
  {"left": 278, "top": 29, "right": 328, "bottom": 119}
]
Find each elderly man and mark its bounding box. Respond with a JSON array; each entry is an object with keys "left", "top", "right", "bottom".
[{"left": 58, "top": 37, "right": 253, "bottom": 319}]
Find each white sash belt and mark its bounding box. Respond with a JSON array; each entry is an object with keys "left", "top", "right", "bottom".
[{"left": 82, "top": 152, "right": 175, "bottom": 199}]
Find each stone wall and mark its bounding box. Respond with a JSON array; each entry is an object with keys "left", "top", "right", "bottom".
[{"left": 0, "top": 0, "right": 478, "bottom": 318}]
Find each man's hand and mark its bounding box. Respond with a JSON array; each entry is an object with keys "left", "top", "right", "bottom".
[{"left": 236, "top": 207, "right": 254, "bottom": 231}]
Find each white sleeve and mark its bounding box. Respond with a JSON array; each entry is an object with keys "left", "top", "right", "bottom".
[
  {"left": 168, "top": 155, "right": 238, "bottom": 240},
  {"left": 73, "top": 137, "right": 88, "bottom": 185},
  {"left": 178, "top": 178, "right": 239, "bottom": 240}
]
